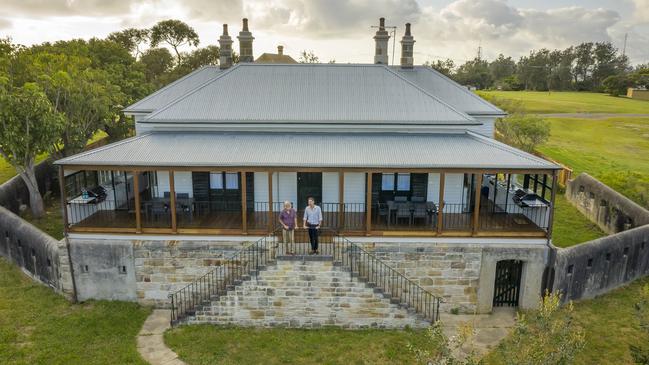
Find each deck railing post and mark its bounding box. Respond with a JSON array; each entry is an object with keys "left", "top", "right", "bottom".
[
  {"left": 365, "top": 172, "right": 372, "bottom": 235},
  {"left": 169, "top": 170, "right": 177, "bottom": 233},
  {"left": 437, "top": 172, "right": 445, "bottom": 235},
  {"left": 133, "top": 171, "right": 141, "bottom": 233},
  {"left": 241, "top": 171, "right": 247, "bottom": 234},
  {"left": 472, "top": 173, "right": 483, "bottom": 235}
]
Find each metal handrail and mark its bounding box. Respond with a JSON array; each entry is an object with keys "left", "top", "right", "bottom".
[
  {"left": 332, "top": 235, "right": 442, "bottom": 322},
  {"left": 168, "top": 229, "right": 280, "bottom": 324},
  {"left": 168, "top": 229, "right": 442, "bottom": 325}
]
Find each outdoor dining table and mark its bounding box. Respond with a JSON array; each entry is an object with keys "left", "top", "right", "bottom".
[{"left": 385, "top": 200, "right": 437, "bottom": 227}]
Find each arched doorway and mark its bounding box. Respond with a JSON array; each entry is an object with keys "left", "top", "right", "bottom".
[{"left": 493, "top": 260, "right": 523, "bottom": 307}]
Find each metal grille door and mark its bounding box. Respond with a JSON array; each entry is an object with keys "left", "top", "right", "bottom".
[{"left": 493, "top": 260, "right": 523, "bottom": 307}]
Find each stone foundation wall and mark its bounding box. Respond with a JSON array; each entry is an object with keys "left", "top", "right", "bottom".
[
  {"left": 67, "top": 236, "right": 549, "bottom": 313},
  {"left": 67, "top": 237, "right": 254, "bottom": 306}
]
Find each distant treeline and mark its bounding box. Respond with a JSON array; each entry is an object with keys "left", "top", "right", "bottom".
[{"left": 425, "top": 42, "right": 649, "bottom": 95}]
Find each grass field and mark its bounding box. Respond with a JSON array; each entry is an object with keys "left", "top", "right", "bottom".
[
  {"left": 165, "top": 325, "right": 431, "bottom": 365},
  {"left": 477, "top": 91, "right": 649, "bottom": 114},
  {"left": 0, "top": 258, "right": 150, "bottom": 365},
  {"left": 485, "top": 277, "right": 649, "bottom": 365},
  {"left": 551, "top": 194, "right": 604, "bottom": 248},
  {"left": 539, "top": 116, "right": 649, "bottom": 209},
  {"left": 19, "top": 196, "right": 64, "bottom": 240}
]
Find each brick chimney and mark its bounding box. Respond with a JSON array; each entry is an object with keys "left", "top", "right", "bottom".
[
  {"left": 238, "top": 18, "right": 254, "bottom": 63},
  {"left": 219, "top": 24, "right": 233, "bottom": 69},
  {"left": 373, "top": 17, "right": 390, "bottom": 64},
  {"left": 277, "top": 45, "right": 284, "bottom": 56},
  {"left": 400, "top": 23, "right": 415, "bottom": 69}
]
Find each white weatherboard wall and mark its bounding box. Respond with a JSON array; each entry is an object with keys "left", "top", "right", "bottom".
[
  {"left": 427, "top": 173, "right": 465, "bottom": 211},
  {"left": 254, "top": 172, "right": 297, "bottom": 211},
  {"left": 344, "top": 173, "right": 366, "bottom": 205},
  {"left": 322, "top": 172, "right": 340, "bottom": 211},
  {"left": 468, "top": 116, "right": 496, "bottom": 138},
  {"left": 156, "top": 171, "right": 193, "bottom": 198}
]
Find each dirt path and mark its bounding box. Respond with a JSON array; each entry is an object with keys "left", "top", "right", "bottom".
[
  {"left": 137, "top": 310, "right": 186, "bottom": 365},
  {"left": 440, "top": 307, "right": 516, "bottom": 358},
  {"left": 538, "top": 113, "right": 649, "bottom": 119}
]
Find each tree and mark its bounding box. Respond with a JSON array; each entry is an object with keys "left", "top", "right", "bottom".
[
  {"left": 107, "top": 28, "right": 150, "bottom": 59},
  {"left": 180, "top": 45, "right": 220, "bottom": 70},
  {"left": 493, "top": 292, "right": 586, "bottom": 365},
  {"left": 150, "top": 20, "right": 200, "bottom": 63},
  {"left": 425, "top": 59, "right": 455, "bottom": 77},
  {"left": 489, "top": 54, "right": 516, "bottom": 82},
  {"left": 496, "top": 112, "right": 550, "bottom": 153},
  {"left": 0, "top": 82, "right": 64, "bottom": 217},
  {"left": 455, "top": 57, "right": 492, "bottom": 89},
  {"left": 298, "top": 50, "right": 320, "bottom": 63},
  {"left": 139, "top": 47, "right": 175, "bottom": 85},
  {"left": 603, "top": 74, "right": 632, "bottom": 96}
]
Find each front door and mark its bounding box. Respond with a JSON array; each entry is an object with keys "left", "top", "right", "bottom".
[
  {"left": 493, "top": 260, "right": 523, "bottom": 307},
  {"left": 297, "top": 172, "right": 322, "bottom": 210}
]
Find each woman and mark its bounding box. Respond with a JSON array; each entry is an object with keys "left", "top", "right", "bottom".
[{"left": 278, "top": 200, "right": 297, "bottom": 255}]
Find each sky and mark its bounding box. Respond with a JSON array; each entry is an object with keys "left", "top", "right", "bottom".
[{"left": 1, "top": 0, "right": 648, "bottom": 65}]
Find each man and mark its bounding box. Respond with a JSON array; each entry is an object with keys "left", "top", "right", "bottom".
[
  {"left": 278, "top": 200, "right": 297, "bottom": 255},
  {"left": 302, "top": 197, "right": 323, "bottom": 255}
]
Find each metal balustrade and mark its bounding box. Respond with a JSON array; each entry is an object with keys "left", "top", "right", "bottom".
[{"left": 169, "top": 229, "right": 442, "bottom": 325}]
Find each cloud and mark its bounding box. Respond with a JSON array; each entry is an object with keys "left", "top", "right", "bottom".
[
  {"left": 2, "top": 0, "right": 138, "bottom": 17},
  {"left": 180, "top": 0, "right": 421, "bottom": 38},
  {"left": 632, "top": 0, "right": 649, "bottom": 24},
  {"left": 0, "top": 18, "right": 11, "bottom": 30},
  {"left": 413, "top": 0, "right": 622, "bottom": 61}
]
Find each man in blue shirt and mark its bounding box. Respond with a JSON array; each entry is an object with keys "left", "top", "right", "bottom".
[{"left": 302, "top": 197, "right": 323, "bottom": 255}]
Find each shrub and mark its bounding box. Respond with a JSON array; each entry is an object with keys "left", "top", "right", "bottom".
[{"left": 495, "top": 113, "right": 550, "bottom": 153}]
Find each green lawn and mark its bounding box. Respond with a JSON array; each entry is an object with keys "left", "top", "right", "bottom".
[
  {"left": 485, "top": 277, "right": 649, "bottom": 365},
  {"left": 551, "top": 194, "right": 605, "bottom": 248},
  {"left": 165, "top": 326, "right": 431, "bottom": 365},
  {"left": 539, "top": 117, "right": 649, "bottom": 209},
  {"left": 0, "top": 258, "right": 150, "bottom": 365},
  {"left": 19, "top": 196, "right": 64, "bottom": 240},
  {"left": 477, "top": 91, "right": 649, "bottom": 114}
]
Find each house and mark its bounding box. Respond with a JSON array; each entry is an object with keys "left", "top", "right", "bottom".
[
  {"left": 627, "top": 87, "right": 649, "bottom": 101},
  {"left": 255, "top": 45, "right": 298, "bottom": 64},
  {"left": 54, "top": 18, "right": 560, "bottom": 322}
]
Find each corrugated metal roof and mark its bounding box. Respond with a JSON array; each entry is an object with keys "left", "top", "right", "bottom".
[
  {"left": 124, "top": 66, "right": 222, "bottom": 113},
  {"left": 392, "top": 66, "right": 505, "bottom": 116},
  {"left": 55, "top": 131, "right": 559, "bottom": 170},
  {"left": 143, "top": 63, "right": 478, "bottom": 125}
]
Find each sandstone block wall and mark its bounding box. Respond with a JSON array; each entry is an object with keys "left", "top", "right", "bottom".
[{"left": 191, "top": 257, "right": 429, "bottom": 329}]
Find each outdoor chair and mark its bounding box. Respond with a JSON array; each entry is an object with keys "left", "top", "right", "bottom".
[
  {"left": 395, "top": 202, "right": 412, "bottom": 226},
  {"left": 411, "top": 203, "right": 428, "bottom": 226},
  {"left": 377, "top": 202, "right": 390, "bottom": 226},
  {"left": 394, "top": 196, "right": 408, "bottom": 202}
]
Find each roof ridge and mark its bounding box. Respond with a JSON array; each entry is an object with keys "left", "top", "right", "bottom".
[
  {"left": 416, "top": 66, "right": 505, "bottom": 114},
  {"left": 125, "top": 66, "right": 218, "bottom": 112},
  {"left": 144, "top": 64, "right": 242, "bottom": 120},
  {"left": 381, "top": 65, "right": 475, "bottom": 122},
  {"left": 465, "top": 131, "right": 559, "bottom": 168}
]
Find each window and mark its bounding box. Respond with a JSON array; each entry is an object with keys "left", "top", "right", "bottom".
[
  {"left": 209, "top": 172, "right": 224, "bottom": 189},
  {"left": 210, "top": 172, "right": 239, "bottom": 190},
  {"left": 381, "top": 174, "right": 394, "bottom": 191},
  {"left": 225, "top": 173, "right": 239, "bottom": 189},
  {"left": 396, "top": 173, "right": 410, "bottom": 191}
]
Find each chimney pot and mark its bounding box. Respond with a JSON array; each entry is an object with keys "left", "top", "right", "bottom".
[
  {"left": 373, "top": 17, "right": 390, "bottom": 64},
  {"left": 219, "top": 23, "right": 233, "bottom": 69},
  {"left": 278, "top": 45, "right": 284, "bottom": 55},
  {"left": 238, "top": 18, "right": 254, "bottom": 62},
  {"left": 400, "top": 23, "right": 415, "bottom": 69}
]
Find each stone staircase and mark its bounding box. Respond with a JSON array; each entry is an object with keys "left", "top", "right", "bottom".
[{"left": 188, "top": 255, "right": 430, "bottom": 329}]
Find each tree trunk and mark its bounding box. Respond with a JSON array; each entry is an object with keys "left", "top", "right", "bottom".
[{"left": 19, "top": 165, "right": 45, "bottom": 218}]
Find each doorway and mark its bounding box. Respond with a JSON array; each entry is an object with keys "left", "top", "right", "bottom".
[
  {"left": 297, "top": 172, "right": 322, "bottom": 210},
  {"left": 493, "top": 260, "right": 523, "bottom": 307}
]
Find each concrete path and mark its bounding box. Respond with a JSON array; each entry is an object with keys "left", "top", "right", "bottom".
[
  {"left": 538, "top": 113, "right": 649, "bottom": 119},
  {"left": 137, "top": 310, "right": 186, "bottom": 365},
  {"left": 440, "top": 307, "right": 516, "bottom": 358}
]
